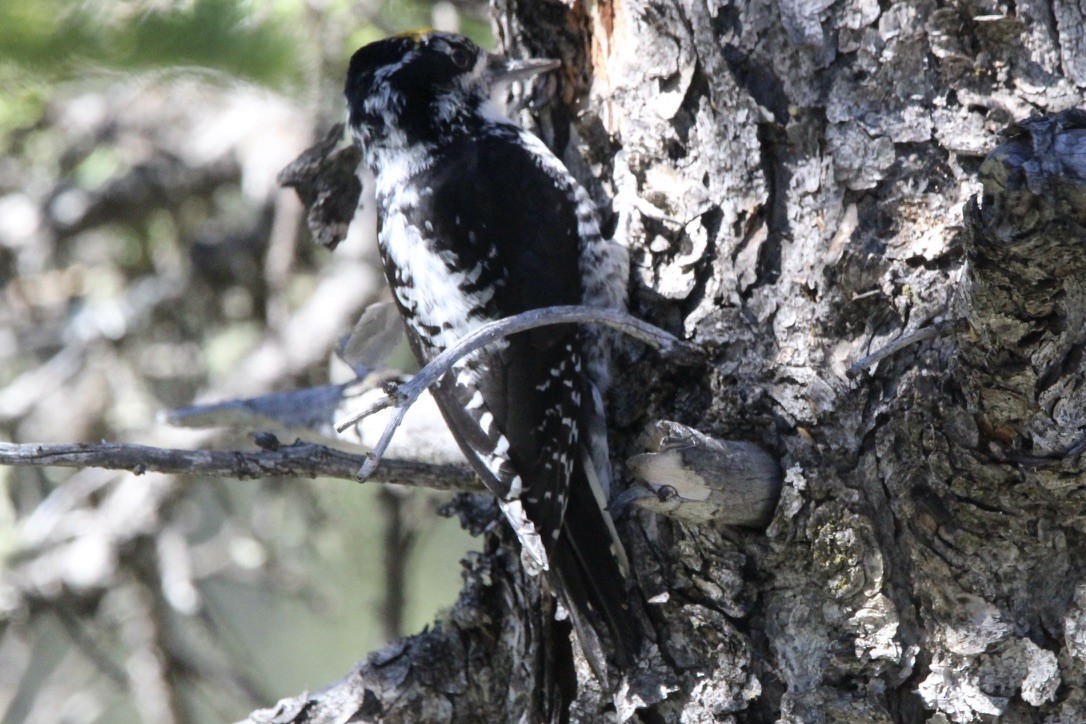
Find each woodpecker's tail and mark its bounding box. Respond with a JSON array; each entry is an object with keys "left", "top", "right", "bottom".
[
  {"left": 538, "top": 599, "right": 577, "bottom": 724},
  {"left": 549, "top": 455, "right": 642, "bottom": 683}
]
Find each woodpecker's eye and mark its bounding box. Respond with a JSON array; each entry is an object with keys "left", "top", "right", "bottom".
[{"left": 450, "top": 46, "right": 473, "bottom": 70}]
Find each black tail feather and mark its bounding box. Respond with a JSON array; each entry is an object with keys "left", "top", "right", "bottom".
[
  {"left": 538, "top": 604, "right": 576, "bottom": 724},
  {"left": 549, "top": 461, "right": 642, "bottom": 681}
]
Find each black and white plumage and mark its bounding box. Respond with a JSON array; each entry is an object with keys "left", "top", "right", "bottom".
[{"left": 344, "top": 31, "right": 636, "bottom": 683}]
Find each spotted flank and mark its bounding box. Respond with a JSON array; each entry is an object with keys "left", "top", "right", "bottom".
[{"left": 433, "top": 337, "right": 587, "bottom": 566}]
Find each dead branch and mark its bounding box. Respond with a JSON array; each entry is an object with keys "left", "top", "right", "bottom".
[
  {"left": 0, "top": 441, "right": 481, "bottom": 492},
  {"left": 336, "top": 304, "right": 706, "bottom": 480},
  {"left": 846, "top": 318, "right": 968, "bottom": 378}
]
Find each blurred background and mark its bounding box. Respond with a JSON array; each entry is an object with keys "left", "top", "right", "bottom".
[{"left": 0, "top": 1, "right": 491, "bottom": 721}]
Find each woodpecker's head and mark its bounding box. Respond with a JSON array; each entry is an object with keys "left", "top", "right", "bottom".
[{"left": 345, "top": 31, "right": 558, "bottom": 159}]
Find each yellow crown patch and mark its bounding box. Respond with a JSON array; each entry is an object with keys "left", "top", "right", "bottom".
[{"left": 392, "top": 29, "right": 433, "bottom": 45}]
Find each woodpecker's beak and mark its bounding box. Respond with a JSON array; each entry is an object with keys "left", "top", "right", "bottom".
[{"left": 484, "top": 54, "right": 561, "bottom": 87}]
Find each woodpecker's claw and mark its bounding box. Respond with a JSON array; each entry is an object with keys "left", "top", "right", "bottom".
[{"left": 606, "top": 485, "right": 657, "bottom": 515}]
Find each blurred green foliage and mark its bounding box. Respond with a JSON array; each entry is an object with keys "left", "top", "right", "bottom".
[
  {"left": 0, "top": 0, "right": 492, "bottom": 86},
  {"left": 0, "top": 0, "right": 492, "bottom": 136},
  {"left": 0, "top": 0, "right": 299, "bottom": 85}
]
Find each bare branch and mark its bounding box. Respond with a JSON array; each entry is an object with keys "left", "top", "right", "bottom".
[
  {"left": 846, "top": 318, "right": 968, "bottom": 378},
  {"left": 377, "top": 487, "right": 415, "bottom": 640},
  {"left": 56, "top": 611, "right": 129, "bottom": 687},
  {"left": 0, "top": 441, "right": 481, "bottom": 492},
  {"left": 337, "top": 305, "right": 705, "bottom": 480},
  {"left": 162, "top": 384, "right": 349, "bottom": 434}
]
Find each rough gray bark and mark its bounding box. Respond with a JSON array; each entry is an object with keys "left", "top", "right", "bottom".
[{"left": 247, "top": 1, "right": 1086, "bottom": 722}]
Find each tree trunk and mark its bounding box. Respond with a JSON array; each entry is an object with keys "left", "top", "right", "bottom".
[{"left": 249, "top": 1, "right": 1086, "bottom": 721}]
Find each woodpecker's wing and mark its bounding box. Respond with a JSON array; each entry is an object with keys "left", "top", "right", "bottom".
[
  {"left": 405, "top": 130, "right": 585, "bottom": 533},
  {"left": 396, "top": 130, "right": 640, "bottom": 674}
]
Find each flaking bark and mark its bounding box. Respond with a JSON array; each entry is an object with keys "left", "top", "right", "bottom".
[{"left": 246, "top": 1, "right": 1086, "bottom": 722}]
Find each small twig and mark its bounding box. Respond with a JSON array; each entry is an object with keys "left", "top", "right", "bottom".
[
  {"left": 990, "top": 433, "right": 1086, "bottom": 467},
  {"left": 57, "top": 610, "right": 129, "bottom": 687},
  {"left": 634, "top": 197, "right": 715, "bottom": 228},
  {"left": 0, "top": 441, "right": 481, "bottom": 492},
  {"left": 335, "top": 305, "right": 705, "bottom": 480},
  {"left": 378, "top": 487, "right": 415, "bottom": 640},
  {"left": 846, "top": 318, "right": 968, "bottom": 378}
]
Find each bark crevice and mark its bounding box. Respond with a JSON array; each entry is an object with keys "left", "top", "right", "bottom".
[{"left": 242, "top": 2, "right": 1086, "bottom": 721}]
